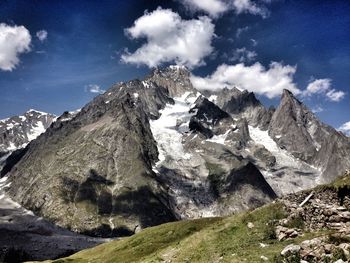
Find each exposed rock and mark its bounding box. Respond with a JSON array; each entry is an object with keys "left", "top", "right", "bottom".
[
  {"left": 269, "top": 89, "right": 350, "bottom": 182},
  {"left": 203, "top": 87, "right": 273, "bottom": 130},
  {"left": 247, "top": 222, "right": 254, "bottom": 229},
  {"left": 281, "top": 244, "right": 301, "bottom": 256}
]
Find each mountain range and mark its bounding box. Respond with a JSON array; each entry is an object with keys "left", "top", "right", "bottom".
[{"left": 0, "top": 66, "right": 349, "bottom": 240}]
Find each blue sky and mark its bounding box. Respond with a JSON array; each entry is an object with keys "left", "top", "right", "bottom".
[{"left": 0, "top": 0, "right": 349, "bottom": 133}]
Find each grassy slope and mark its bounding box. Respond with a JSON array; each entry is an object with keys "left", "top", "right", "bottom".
[{"left": 36, "top": 173, "right": 350, "bottom": 263}]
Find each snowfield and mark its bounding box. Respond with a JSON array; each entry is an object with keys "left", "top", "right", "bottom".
[
  {"left": 150, "top": 92, "right": 199, "bottom": 166},
  {"left": 248, "top": 125, "right": 321, "bottom": 194}
]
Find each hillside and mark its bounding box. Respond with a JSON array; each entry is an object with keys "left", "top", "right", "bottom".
[{"left": 35, "top": 171, "right": 350, "bottom": 263}]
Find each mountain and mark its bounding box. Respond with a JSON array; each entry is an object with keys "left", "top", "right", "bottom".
[
  {"left": 1, "top": 67, "right": 275, "bottom": 238},
  {"left": 269, "top": 89, "right": 350, "bottom": 182},
  {"left": 1, "top": 66, "right": 349, "bottom": 240},
  {"left": 0, "top": 110, "right": 56, "bottom": 170},
  {"left": 42, "top": 171, "right": 350, "bottom": 263}
]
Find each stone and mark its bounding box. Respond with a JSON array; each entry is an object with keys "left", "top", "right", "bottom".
[
  {"left": 324, "top": 243, "right": 335, "bottom": 253},
  {"left": 247, "top": 222, "right": 254, "bottom": 229},
  {"left": 260, "top": 255, "right": 268, "bottom": 261},
  {"left": 281, "top": 244, "right": 301, "bottom": 256}
]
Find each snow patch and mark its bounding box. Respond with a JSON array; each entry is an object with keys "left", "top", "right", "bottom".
[
  {"left": 208, "top": 95, "right": 217, "bottom": 103},
  {"left": 150, "top": 92, "right": 199, "bottom": 167},
  {"left": 249, "top": 126, "right": 303, "bottom": 168},
  {"left": 142, "top": 81, "right": 150, "bottom": 89},
  {"left": 27, "top": 121, "right": 46, "bottom": 141},
  {"left": 206, "top": 129, "right": 231, "bottom": 145}
]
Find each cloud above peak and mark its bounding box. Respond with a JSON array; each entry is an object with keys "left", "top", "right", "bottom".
[
  {"left": 0, "top": 23, "right": 31, "bottom": 71},
  {"left": 85, "top": 84, "right": 105, "bottom": 94},
  {"left": 121, "top": 7, "right": 215, "bottom": 69},
  {"left": 191, "top": 62, "right": 300, "bottom": 98},
  {"left": 303, "top": 78, "right": 346, "bottom": 102},
  {"left": 180, "top": 0, "right": 270, "bottom": 18}
]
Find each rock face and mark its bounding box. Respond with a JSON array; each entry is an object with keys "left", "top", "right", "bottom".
[
  {"left": 2, "top": 66, "right": 349, "bottom": 238},
  {"left": 269, "top": 89, "right": 350, "bottom": 182},
  {"left": 4, "top": 80, "right": 177, "bottom": 237},
  {"left": 0, "top": 110, "right": 56, "bottom": 171},
  {"left": 3, "top": 67, "right": 277, "bottom": 237},
  {"left": 0, "top": 177, "right": 106, "bottom": 262},
  {"left": 205, "top": 87, "right": 274, "bottom": 130}
]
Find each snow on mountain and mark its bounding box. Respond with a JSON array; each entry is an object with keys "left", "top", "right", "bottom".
[
  {"left": 247, "top": 125, "right": 321, "bottom": 195},
  {"left": 150, "top": 91, "right": 200, "bottom": 168},
  {"left": 0, "top": 109, "right": 56, "bottom": 159}
]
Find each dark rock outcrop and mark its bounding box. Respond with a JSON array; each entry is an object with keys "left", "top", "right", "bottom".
[{"left": 205, "top": 87, "right": 273, "bottom": 129}]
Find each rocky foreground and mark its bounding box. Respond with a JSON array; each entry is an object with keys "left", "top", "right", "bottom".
[{"left": 274, "top": 172, "right": 350, "bottom": 262}]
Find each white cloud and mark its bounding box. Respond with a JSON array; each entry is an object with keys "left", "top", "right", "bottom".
[
  {"left": 0, "top": 23, "right": 31, "bottom": 71},
  {"left": 36, "top": 30, "right": 48, "bottom": 42},
  {"left": 339, "top": 121, "right": 350, "bottom": 136},
  {"left": 182, "top": 0, "right": 229, "bottom": 18},
  {"left": 230, "top": 47, "right": 257, "bottom": 63},
  {"left": 180, "top": 0, "right": 270, "bottom": 18},
  {"left": 121, "top": 7, "right": 215, "bottom": 69},
  {"left": 191, "top": 62, "right": 300, "bottom": 98},
  {"left": 231, "top": 0, "right": 269, "bottom": 17},
  {"left": 303, "top": 78, "right": 346, "bottom": 102},
  {"left": 312, "top": 105, "right": 324, "bottom": 113},
  {"left": 86, "top": 84, "right": 105, "bottom": 94},
  {"left": 326, "top": 89, "right": 346, "bottom": 102}
]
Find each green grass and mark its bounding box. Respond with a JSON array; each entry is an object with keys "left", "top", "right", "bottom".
[
  {"left": 33, "top": 172, "right": 350, "bottom": 263},
  {"left": 33, "top": 202, "right": 332, "bottom": 263}
]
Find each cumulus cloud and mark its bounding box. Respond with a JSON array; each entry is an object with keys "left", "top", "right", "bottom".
[
  {"left": 191, "top": 62, "right": 300, "bottom": 98},
  {"left": 181, "top": 0, "right": 229, "bottom": 18},
  {"left": 121, "top": 7, "right": 215, "bottom": 69},
  {"left": 0, "top": 23, "right": 31, "bottom": 71},
  {"left": 303, "top": 78, "right": 346, "bottom": 102},
  {"left": 339, "top": 121, "right": 350, "bottom": 136},
  {"left": 36, "top": 30, "right": 48, "bottom": 42},
  {"left": 230, "top": 47, "right": 257, "bottom": 63},
  {"left": 180, "top": 0, "right": 270, "bottom": 18},
  {"left": 86, "top": 84, "right": 105, "bottom": 94}
]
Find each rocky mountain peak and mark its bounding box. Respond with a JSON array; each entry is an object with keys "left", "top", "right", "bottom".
[
  {"left": 146, "top": 65, "right": 195, "bottom": 97},
  {"left": 0, "top": 109, "right": 56, "bottom": 172},
  {"left": 0, "top": 109, "right": 56, "bottom": 152},
  {"left": 269, "top": 89, "right": 350, "bottom": 182},
  {"left": 208, "top": 87, "right": 272, "bottom": 129}
]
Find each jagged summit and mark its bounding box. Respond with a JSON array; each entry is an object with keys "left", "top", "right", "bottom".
[{"left": 269, "top": 88, "right": 350, "bottom": 182}]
